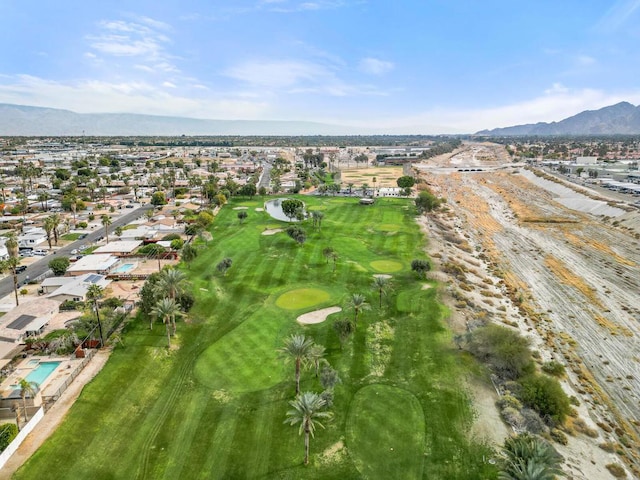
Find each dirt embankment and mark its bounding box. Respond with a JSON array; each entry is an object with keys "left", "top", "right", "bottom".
[{"left": 415, "top": 143, "right": 640, "bottom": 479}]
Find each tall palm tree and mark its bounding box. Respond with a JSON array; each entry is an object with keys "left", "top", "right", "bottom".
[
  {"left": 284, "top": 392, "right": 332, "bottom": 465},
  {"left": 371, "top": 276, "right": 392, "bottom": 309},
  {"left": 0, "top": 258, "right": 20, "bottom": 307},
  {"left": 151, "top": 298, "right": 181, "bottom": 348},
  {"left": 154, "top": 268, "right": 188, "bottom": 334},
  {"left": 499, "top": 433, "right": 565, "bottom": 480},
  {"left": 101, "top": 215, "right": 112, "bottom": 244},
  {"left": 50, "top": 213, "right": 61, "bottom": 245},
  {"left": 18, "top": 378, "right": 38, "bottom": 423},
  {"left": 43, "top": 216, "right": 55, "bottom": 249},
  {"left": 5, "top": 232, "right": 18, "bottom": 258},
  {"left": 346, "top": 293, "right": 370, "bottom": 331},
  {"left": 279, "top": 334, "right": 314, "bottom": 395},
  {"left": 86, "top": 284, "right": 105, "bottom": 347}
]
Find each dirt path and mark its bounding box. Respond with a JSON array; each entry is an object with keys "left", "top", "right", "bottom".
[{"left": 0, "top": 349, "right": 113, "bottom": 480}]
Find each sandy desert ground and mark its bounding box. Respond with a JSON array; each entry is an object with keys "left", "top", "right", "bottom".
[{"left": 415, "top": 143, "right": 640, "bottom": 479}]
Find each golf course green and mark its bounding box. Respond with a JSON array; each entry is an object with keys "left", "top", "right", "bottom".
[{"left": 14, "top": 196, "right": 497, "bottom": 479}]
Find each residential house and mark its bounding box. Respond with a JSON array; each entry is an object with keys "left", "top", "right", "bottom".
[
  {"left": 43, "top": 273, "right": 111, "bottom": 302},
  {"left": 66, "top": 254, "right": 119, "bottom": 276}
]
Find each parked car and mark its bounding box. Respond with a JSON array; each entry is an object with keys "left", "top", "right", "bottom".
[
  {"left": 15, "top": 265, "right": 27, "bottom": 273},
  {"left": 32, "top": 249, "right": 48, "bottom": 256}
]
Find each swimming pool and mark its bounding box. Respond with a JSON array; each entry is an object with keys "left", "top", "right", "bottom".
[
  {"left": 114, "top": 263, "right": 135, "bottom": 273},
  {"left": 25, "top": 361, "right": 61, "bottom": 386}
]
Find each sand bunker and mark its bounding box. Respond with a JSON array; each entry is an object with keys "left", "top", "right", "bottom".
[
  {"left": 255, "top": 208, "right": 264, "bottom": 212},
  {"left": 421, "top": 284, "right": 433, "bottom": 290},
  {"left": 373, "top": 274, "right": 392, "bottom": 279},
  {"left": 262, "top": 228, "right": 283, "bottom": 235},
  {"left": 233, "top": 206, "right": 249, "bottom": 210},
  {"left": 297, "top": 306, "right": 342, "bottom": 325}
]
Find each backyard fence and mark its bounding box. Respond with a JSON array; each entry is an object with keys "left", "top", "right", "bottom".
[
  {"left": 0, "top": 407, "right": 44, "bottom": 469},
  {"left": 41, "top": 350, "right": 96, "bottom": 409}
]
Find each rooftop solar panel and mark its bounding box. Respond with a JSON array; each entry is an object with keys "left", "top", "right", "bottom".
[{"left": 7, "top": 314, "right": 37, "bottom": 330}]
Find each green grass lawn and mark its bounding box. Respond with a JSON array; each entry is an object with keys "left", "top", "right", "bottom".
[
  {"left": 14, "top": 196, "right": 497, "bottom": 480},
  {"left": 61, "top": 233, "right": 82, "bottom": 241}
]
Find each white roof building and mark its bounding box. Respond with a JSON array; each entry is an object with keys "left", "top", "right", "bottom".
[
  {"left": 44, "top": 273, "right": 111, "bottom": 302},
  {"left": 93, "top": 240, "right": 143, "bottom": 255},
  {"left": 66, "top": 254, "right": 119, "bottom": 276}
]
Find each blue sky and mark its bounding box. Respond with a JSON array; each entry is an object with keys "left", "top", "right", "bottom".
[{"left": 1, "top": 0, "right": 640, "bottom": 133}]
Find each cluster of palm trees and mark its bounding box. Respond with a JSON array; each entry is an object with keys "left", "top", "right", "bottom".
[
  {"left": 0, "top": 232, "right": 22, "bottom": 306},
  {"left": 281, "top": 334, "right": 339, "bottom": 465},
  {"left": 149, "top": 268, "right": 190, "bottom": 348}
]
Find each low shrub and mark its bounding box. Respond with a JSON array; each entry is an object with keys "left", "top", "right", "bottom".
[
  {"left": 0, "top": 423, "right": 18, "bottom": 452},
  {"left": 549, "top": 428, "right": 568, "bottom": 445},
  {"left": 518, "top": 374, "right": 571, "bottom": 426},
  {"left": 521, "top": 408, "right": 548, "bottom": 434},
  {"left": 542, "top": 361, "right": 566, "bottom": 377},
  {"left": 606, "top": 463, "right": 627, "bottom": 478},
  {"left": 500, "top": 407, "right": 523, "bottom": 427},
  {"left": 467, "top": 324, "right": 535, "bottom": 380},
  {"left": 497, "top": 394, "right": 522, "bottom": 411}
]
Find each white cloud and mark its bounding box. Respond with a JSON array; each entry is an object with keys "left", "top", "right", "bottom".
[
  {"left": 0, "top": 75, "right": 269, "bottom": 119},
  {"left": 352, "top": 86, "right": 640, "bottom": 133},
  {"left": 359, "top": 57, "right": 394, "bottom": 75},
  {"left": 576, "top": 55, "right": 596, "bottom": 66},
  {"left": 225, "top": 58, "right": 388, "bottom": 97},
  {"left": 544, "top": 83, "right": 569, "bottom": 95},
  {"left": 162, "top": 81, "right": 177, "bottom": 88},
  {"left": 225, "top": 60, "right": 326, "bottom": 89},
  {"left": 86, "top": 17, "right": 178, "bottom": 74}
]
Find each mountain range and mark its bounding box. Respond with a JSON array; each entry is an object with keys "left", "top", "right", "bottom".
[
  {"left": 476, "top": 102, "right": 640, "bottom": 136},
  {"left": 2, "top": 102, "right": 640, "bottom": 136},
  {"left": 0, "top": 104, "right": 363, "bottom": 136}
]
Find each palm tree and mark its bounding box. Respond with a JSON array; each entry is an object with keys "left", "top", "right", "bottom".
[
  {"left": 101, "top": 215, "right": 112, "bottom": 244},
  {"left": 18, "top": 378, "right": 38, "bottom": 423},
  {"left": 499, "top": 433, "right": 565, "bottom": 480},
  {"left": 43, "top": 216, "right": 55, "bottom": 249},
  {"left": 372, "top": 176, "right": 377, "bottom": 197},
  {"left": 371, "top": 276, "right": 392, "bottom": 309},
  {"left": 284, "top": 392, "right": 332, "bottom": 465},
  {"left": 151, "top": 298, "right": 181, "bottom": 348},
  {"left": 333, "top": 318, "right": 354, "bottom": 349},
  {"left": 346, "top": 293, "right": 370, "bottom": 331},
  {"left": 50, "top": 213, "right": 61, "bottom": 245},
  {"left": 5, "top": 232, "right": 18, "bottom": 258},
  {"left": 86, "top": 284, "right": 105, "bottom": 347},
  {"left": 154, "top": 268, "right": 188, "bottom": 334},
  {"left": 307, "top": 344, "right": 326, "bottom": 378},
  {"left": 279, "top": 334, "right": 314, "bottom": 395},
  {"left": 0, "top": 257, "right": 21, "bottom": 307}
]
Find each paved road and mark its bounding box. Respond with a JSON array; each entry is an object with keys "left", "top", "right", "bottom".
[
  {"left": 0, "top": 204, "right": 154, "bottom": 300},
  {"left": 258, "top": 162, "right": 272, "bottom": 190}
]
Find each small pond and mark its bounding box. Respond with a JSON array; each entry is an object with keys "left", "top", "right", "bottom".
[{"left": 264, "top": 198, "right": 306, "bottom": 222}]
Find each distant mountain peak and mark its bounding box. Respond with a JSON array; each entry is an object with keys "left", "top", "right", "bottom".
[
  {"left": 476, "top": 102, "right": 640, "bottom": 136},
  {"left": 0, "top": 103, "right": 362, "bottom": 136}
]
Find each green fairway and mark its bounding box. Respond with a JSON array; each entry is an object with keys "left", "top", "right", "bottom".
[
  {"left": 347, "top": 385, "right": 425, "bottom": 480},
  {"left": 14, "top": 196, "right": 496, "bottom": 480}
]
